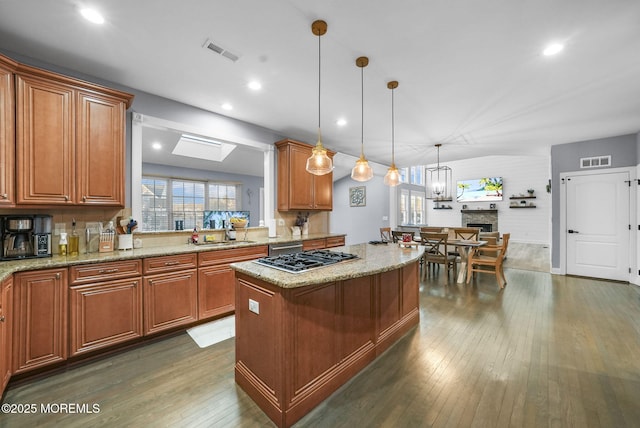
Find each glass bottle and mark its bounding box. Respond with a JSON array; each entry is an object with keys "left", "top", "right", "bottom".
[
  {"left": 59, "top": 232, "right": 68, "bottom": 256},
  {"left": 69, "top": 218, "right": 79, "bottom": 256}
]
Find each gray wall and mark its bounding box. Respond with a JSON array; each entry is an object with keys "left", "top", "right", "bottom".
[
  {"left": 142, "top": 163, "right": 264, "bottom": 226},
  {"left": 550, "top": 133, "right": 638, "bottom": 268},
  {"left": 330, "top": 175, "right": 390, "bottom": 245}
]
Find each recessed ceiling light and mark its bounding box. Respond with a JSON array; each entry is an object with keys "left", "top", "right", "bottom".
[
  {"left": 248, "top": 81, "right": 262, "bottom": 91},
  {"left": 80, "top": 8, "right": 105, "bottom": 24},
  {"left": 543, "top": 43, "right": 564, "bottom": 56},
  {"left": 222, "top": 103, "right": 233, "bottom": 110},
  {"left": 152, "top": 142, "right": 162, "bottom": 150},
  {"left": 336, "top": 118, "right": 347, "bottom": 127}
]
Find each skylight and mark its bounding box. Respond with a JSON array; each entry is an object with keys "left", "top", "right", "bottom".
[{"left": 172, "top": 134, "right": 236, "bottom": 162}]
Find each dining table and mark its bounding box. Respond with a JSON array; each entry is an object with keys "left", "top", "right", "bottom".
[{"left": 449, "top": 239, "right": 487, "bottom": 283}]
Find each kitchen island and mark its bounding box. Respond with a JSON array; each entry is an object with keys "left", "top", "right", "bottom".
[{"left": 231, "top": 243, "right": 423, "bottom": 428}]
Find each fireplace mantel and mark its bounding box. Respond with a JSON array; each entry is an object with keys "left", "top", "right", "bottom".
[{"left": 461, "top": 209, "right": 497, "bottom": 213}]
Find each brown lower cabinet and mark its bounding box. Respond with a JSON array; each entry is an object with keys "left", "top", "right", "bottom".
[
  {"left": 198, "top": 246, "right": 268, "bottom": 320},
  {"left": 12, "top": 268, "right": 68, "bottom": 374},
  {"left": 143, "top": 254, "right": 198, "bottom": 335},
  {"left": 69, "top": 278, "right": 143, "bottom": 357},
  {"left": 1, "top": 277, "right": 13, "bottom": 395}
]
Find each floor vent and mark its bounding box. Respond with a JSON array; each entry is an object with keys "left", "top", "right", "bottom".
[
  {"left": 580, "top": 155, "right": 611, "bottom": 169},
  {"left": 203, "top": 39, "right": 240, "bottom": 62}
]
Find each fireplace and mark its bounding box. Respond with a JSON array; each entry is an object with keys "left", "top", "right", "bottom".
[
  {"left": 461, "top": 210, "right": 498, "bottom": 233},
  {"left": 467, "top": 223, "right": 492, "bottom": 232}
]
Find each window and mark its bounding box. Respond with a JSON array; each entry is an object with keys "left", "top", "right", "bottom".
[
  {"left": 399, "top": 168, "right": 408, "bottom": 184},
  {"left": 141, "top": 176, "right": 240, "bottom": 231},
  {"left": 399, "top": 189, "right": 425, "bottom": 225},
  {"left": 409, "top": 166, "right": 424, "bottom": 185}
]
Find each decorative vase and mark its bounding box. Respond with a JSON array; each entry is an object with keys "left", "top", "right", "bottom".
[
  {"left": 302, "top": 221, "right": 309, "bottom": 236},
  {"left": 291, "top": 226, "right": 301, "bottom": 237}
]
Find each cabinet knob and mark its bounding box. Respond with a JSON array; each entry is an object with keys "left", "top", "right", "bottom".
[
  {"left": 64, "top": 195, "right": 69, "bottom": 201},
  {"left": 0, "top": 193, "right": 7, "bottom": 199},
  {"left": 0, "top": 315, "right": 5, "bottom": 322},
  {"left": 82, "top": 196, "right": 87, "bottom": 202},
  {"left": 55, "top": 273, "right": 61, "bottom": 279}
]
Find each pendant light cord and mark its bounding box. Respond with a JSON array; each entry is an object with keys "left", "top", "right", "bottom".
[
  {"left": 360, "top": 65, "right": 364, "bottom": 157},
  {"left": 391, "top": 87, "right": 395, "bottom": 165},
  {"left": 317, "top": 31, "right": 321, "bottom": 137}
]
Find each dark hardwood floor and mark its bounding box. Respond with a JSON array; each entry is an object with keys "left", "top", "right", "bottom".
[{"left": 2, "top": 267, "right": 639, "bottom": 428}]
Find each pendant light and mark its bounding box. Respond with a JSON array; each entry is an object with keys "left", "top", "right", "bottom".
[
  {"left": 426, "top": 143, "right": 452, "bottom": 200},
  {"left": 351, "top": 56, "right": 373, "bottom": 182},
  {"left": 384, "top": 80, "right": 400, "bottom": 186},
  {"left": 305, "top": 19, "right": 333, "bottom": 176}
]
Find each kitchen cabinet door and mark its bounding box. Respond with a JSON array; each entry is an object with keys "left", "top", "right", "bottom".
[
  {"left": 76, "top": 91, "right": 126, "bottom": 206},
  {"left": 198, "top": 265, "right": 235, "bottom": 320},
  {"left": 302, "top": 238, "right": 326, "bottom": 251},
  {"left": 1, "top": 276, "right": 13, "bottom": 395},
  {"left": 0, "top": 55, "right": 16, "bottom": 206},
  {"left": 69, "top": 277, "right": 143, "bottom": 356},
  {"left": 13, "top": 268, "right": 68, "bottom": 374},
  {"left": 276, "top": 139, "right": 334, "bottom": 211},
  {"left": 16, "top": 73, "right": 75, "bottom": 205},
  {"left": 143, "top": 270, "right": 198, "bottom": 335}
]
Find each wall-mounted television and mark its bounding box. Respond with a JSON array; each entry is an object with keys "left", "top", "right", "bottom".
[{"left": 456, "top": 177, "right": 503, "bottom": 202}]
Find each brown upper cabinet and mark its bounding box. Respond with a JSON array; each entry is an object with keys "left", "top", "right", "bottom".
[
  {"left": 275, "top": 139, "right": 334, "bottom": 211},
  {"left": 0, "top": 55, "right": 16, "bottom": 206},
  {"left": 12, "top": 58, "right": 133, "bottom": 206}
]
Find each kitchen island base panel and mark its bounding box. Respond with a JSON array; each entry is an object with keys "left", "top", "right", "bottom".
[{"left": 234, "top": 261, "right": 419, "bottom": 428}]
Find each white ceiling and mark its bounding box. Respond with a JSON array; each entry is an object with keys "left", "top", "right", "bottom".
[{"left": 1, "top": 0, "right": 639, "bottom": 176}]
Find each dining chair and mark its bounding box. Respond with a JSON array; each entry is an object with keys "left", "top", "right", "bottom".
[
  {"left": 448, "top": 227, "right": 481, "bottom": 259},
  {"left": 391, "top": 230, "right": 405, "bottom": 243},
  {"left": 380, "top": 227, "right": 392, "bottom": 242},
  {"left": 466, "top": 233, "right": 510, "bottom": 288},
  {"left": 420, "top": 232, "right": 457, "bottom": 281},
  {"left": 420, "top": 226, "right": 444, "bottom": 233}
]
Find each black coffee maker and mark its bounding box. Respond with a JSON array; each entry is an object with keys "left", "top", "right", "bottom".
[{"left": 0, "top": 215, "right": 52, "bottom": 260}]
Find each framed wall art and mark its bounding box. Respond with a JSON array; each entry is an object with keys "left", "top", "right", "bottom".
[{"left": 349, "top": 186, "right": 366, "bottom": 207}]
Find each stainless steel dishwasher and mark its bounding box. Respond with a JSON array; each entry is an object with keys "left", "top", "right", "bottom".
[{"left": 268, "top": 241, "right": 303, "bottom": 256}]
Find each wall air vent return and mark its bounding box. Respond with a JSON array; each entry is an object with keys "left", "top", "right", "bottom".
[
  {"left": 203, "top": 39, "right": 240, "bottom": 62},
  {"left": 580, "top": 155, "right": 611, "bottom": 169}
]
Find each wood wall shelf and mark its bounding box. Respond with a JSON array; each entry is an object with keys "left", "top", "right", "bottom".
[
  {"left": 509, "top": 196, "right": 536, "bottom": 199},
  {"left": 433, "top": 207, "right": 453, "bottom": 210},
  {"left": 461, "top": 209, "right": 498, "bottom": 213},
  {"left": 509, "top": 206, "right": 536, "bottom": 208}
]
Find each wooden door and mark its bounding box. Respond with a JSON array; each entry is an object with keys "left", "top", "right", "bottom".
[
  {"left": 198, "top": 265, "right": 235, "bottom": 320},
  {"left": 0, "top": 59, "right": 15, "bottom": 206},
  {"left": 76, "top": 91, "right": 126, "bottom": 206},
  {"left": 1, "top": 277, "right": 13, "bottom": 394},
  {"left": 16, "top": 74, "right": 75, "bottom": 204},
  {"left": 143, "top": 270, "right": 198, "bottom": 335},
  {"left": 288, "top": 144, "right": 314, "bottom": 209},
  {"left": 313, "top": 158, "right": 333, "bottom": 210},
  {"left": 566, "top": 171, "right": 630, "bottom": 281},
  {"left": 69, "top": 278, "right": 143, "bottom": 356},
  {"left": 13, "top": 268, "right": 68, "bottom": 374}
]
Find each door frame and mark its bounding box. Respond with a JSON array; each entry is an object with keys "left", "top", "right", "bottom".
[{"left": 559, "top": 166, "right": 637, "bottom": 283}]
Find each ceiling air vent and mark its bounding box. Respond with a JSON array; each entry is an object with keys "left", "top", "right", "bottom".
[
  {"left": 580, "top": 155, "right": 611, "bottom": 169},
  {"left": 203, "top": 39, "right": 240, "bottom": 62}
]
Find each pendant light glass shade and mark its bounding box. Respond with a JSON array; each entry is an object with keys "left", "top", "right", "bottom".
[
  {"left": 351, "top": 56, "right": 373, "bottom": 182},
  {"left": 384, "top": 80, "right": 400, "bottom": 187},
  {"left": 306, "top": 20, "right": 333, "bottom": 176}
]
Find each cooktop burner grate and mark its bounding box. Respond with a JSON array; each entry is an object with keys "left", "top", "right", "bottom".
[{"left": 254, "top": 249, "right": 358, "bottom": 273}]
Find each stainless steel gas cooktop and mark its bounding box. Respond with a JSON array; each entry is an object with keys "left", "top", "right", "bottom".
[{"left": 254, "top": 249, "right": 358, "bottom": 273}]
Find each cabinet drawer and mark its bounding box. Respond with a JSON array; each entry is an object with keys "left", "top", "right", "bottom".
[
  {"left": 303, "top": 238, "right": 326, "bottom": 251},
  {"left": 326, "top": 236, "right": 345, "bottom": 248},
  {"left": 70, "top": 259, "right": 142, "bottom": 285},
  {"left": 199, "top": 245, "right": 268, "bottom": 267},
  {"left": 143, "top": 253, "right": 197, "bottom": 275}
]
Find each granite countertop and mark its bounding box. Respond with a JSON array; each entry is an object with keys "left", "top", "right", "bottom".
[
  {"left": 0, "top": 233, "right": 346, "bottom": 282},
  {"left": 230, "top": 242, "right": 424, "bottom": 288}
]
